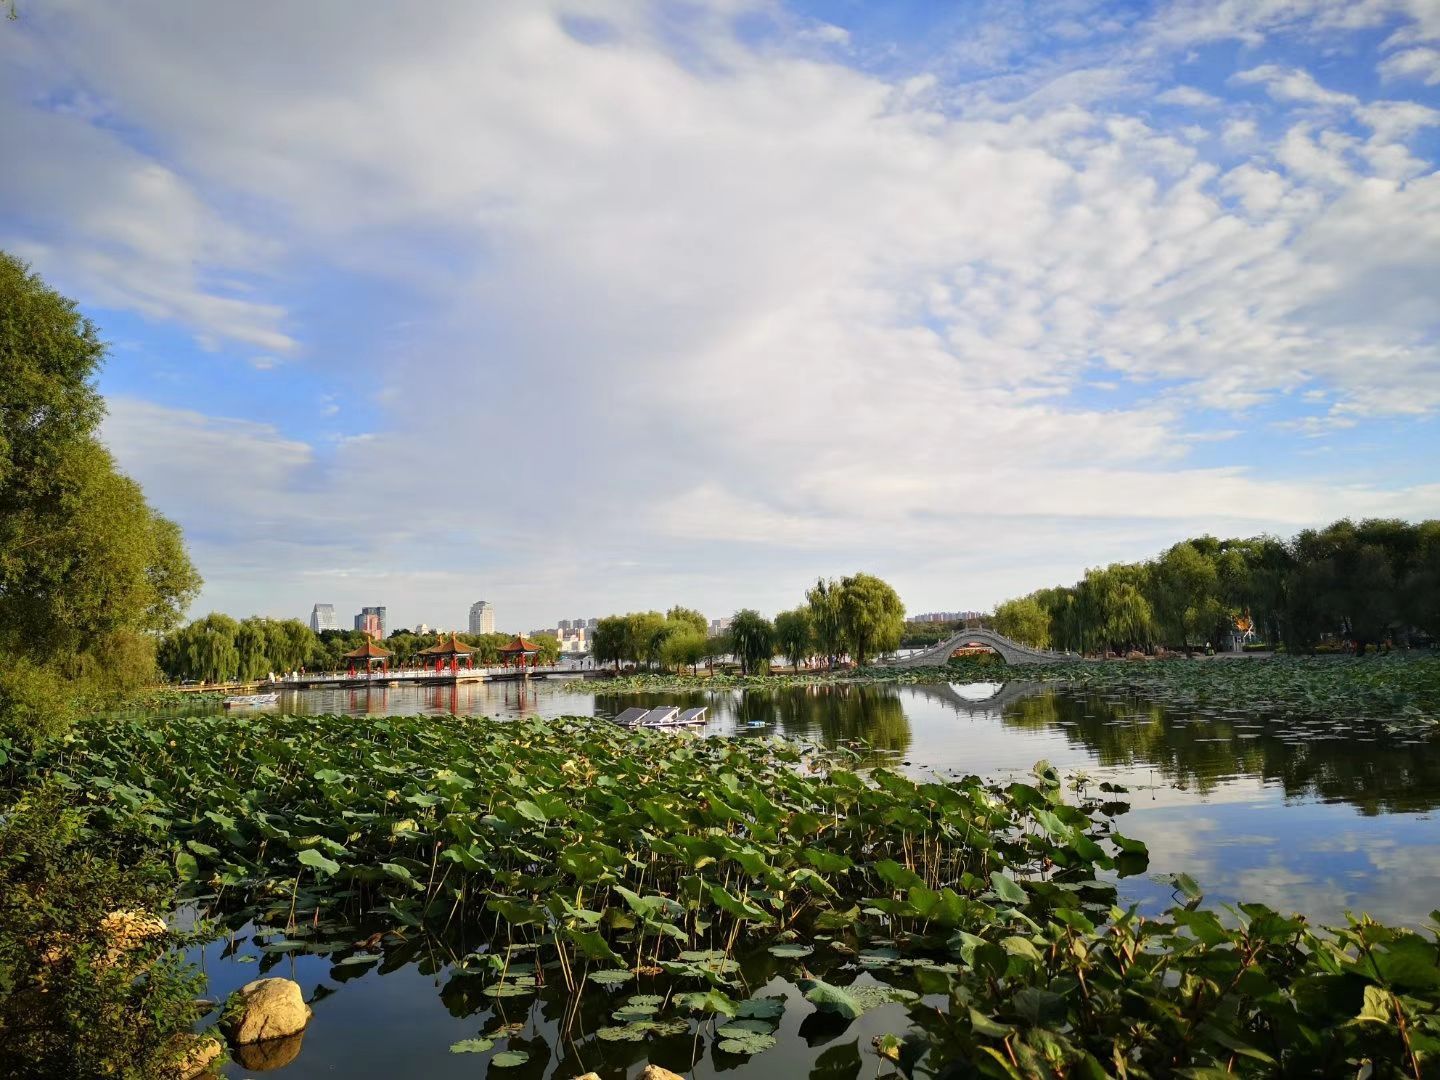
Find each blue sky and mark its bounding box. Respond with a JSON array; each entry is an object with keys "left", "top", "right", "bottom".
[{"left": 2, "top": 0, "right": 1438, "bottom": 632}]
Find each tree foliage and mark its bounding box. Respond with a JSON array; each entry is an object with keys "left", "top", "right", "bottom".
[
  {"left": 0, "top": 253, "right": 201, "bottom": 742},
  {"left": 660, "top": 628, "right": 708, "bottom": 674},
  {"left": 728, "top": 609, "right": 774, "bottom": 675},
  {"left": 156, "top": 619, "right": 558, "bottom": 682},
  {"left": 590, "top": 610, "right": 712, "bottom": 671},
  {"left": 992, "top": 519, "right": 1440, "bottom": 655},
  {"left": 805, "top": 578, "right": 844, "bottom": 668},
  {"left": 833, "top": 572, "right": 905, "bottom": 667},
  {"left": 773, "top": 607, "right": 813, "bottom": 672}
]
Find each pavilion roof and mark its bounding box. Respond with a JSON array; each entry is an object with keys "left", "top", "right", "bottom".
[
  {"left": 343, "top": 639, "right": 392, "bottom": 659},
  {"left": 420, "top": 632, "right": 475, "bottom": 656},
  {"left": 498, "top": 634, "right": 541, "bottom": 653}
]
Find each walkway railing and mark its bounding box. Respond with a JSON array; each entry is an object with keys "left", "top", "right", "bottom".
[{"left": 268, "top": 665, "right": 590, "bottom": 686}]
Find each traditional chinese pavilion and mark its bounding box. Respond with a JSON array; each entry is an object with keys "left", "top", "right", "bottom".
[
  {"left": 498, "top": 633, "right": 541, "bottom": 670},
  {"left": 343, "top": 639, "right": 391, "bottom": 676},
  {"left": 420, "top": 631, "right": 476, "bottom": 673}
]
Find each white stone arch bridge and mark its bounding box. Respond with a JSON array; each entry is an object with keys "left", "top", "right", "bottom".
[{"left": 881, "top": 627, "right": 1081, "bottom": 667}]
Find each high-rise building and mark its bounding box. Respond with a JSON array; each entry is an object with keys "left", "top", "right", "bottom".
[
  {"left": 558, "top": 619, "right": 572, "bottom": 631},
  {"left": 355, "top": 605, "right": 386, "bottom": 637},
  {"left": 469, "top": 600, "right": 495, "bottom": 635},
  {"left": 586, "top": 617, "right": 599, "bottom": 630},
  {"left": 310, "top": 603, "right": 337, "bottom": 632}
]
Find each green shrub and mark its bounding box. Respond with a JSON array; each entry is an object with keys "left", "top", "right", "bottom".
[{"left": 0, "top": 784, "right": 204, "bottom": 1079}]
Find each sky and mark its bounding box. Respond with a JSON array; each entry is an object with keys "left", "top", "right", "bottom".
[{"left": 3, "top": 0, "right": 1439, "bottom": 633}]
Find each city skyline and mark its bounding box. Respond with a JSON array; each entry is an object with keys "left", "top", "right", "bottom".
[{"left": 4, "top": 3, "right": 1437, "bottom": 632}]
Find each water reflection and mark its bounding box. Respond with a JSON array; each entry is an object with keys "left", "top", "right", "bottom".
[
  {"left": 173, "top": 677, "right": 1440, "bottom": 1077},
  {"left": 158, "top": 678, "right": 1440, "bottom": 819},
  {"left": 983, "top": 686, "right": 1440, "bottom": 814},
  {"left": 595, "top": 684, "right": 913, "bottom": 765},
  {"left": 199, "top": 916, "right": 918, "bottom": 1080}
]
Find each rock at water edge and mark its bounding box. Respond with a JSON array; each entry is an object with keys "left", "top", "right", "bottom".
[{"left": 222, "top": 978, "right": 312, "bottom": 1044}]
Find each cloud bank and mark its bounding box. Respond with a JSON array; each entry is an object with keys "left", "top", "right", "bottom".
[{"left": 3, "top": 0, "right": 1437, "bottom": 629}]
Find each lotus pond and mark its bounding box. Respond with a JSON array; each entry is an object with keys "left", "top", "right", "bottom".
[{"left": 33, "top": 671, "right": 1440, "bottom": 1077}]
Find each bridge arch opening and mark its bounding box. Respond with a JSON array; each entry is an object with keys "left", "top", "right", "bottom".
[
  {"left": 949, "top": 680, "right": 1005, "bottom": 701},
  {"left": 950, "top": 641, "right": 1009, "bottom": 661}
]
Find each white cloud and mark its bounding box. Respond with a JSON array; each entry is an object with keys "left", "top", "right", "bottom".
[
  {"left": 1232, "top": 64, "right": 1357, "bottom": 107},
  {"left": 6, "top": 1, "right": 1440, "bottom": 626},
  {"left": 1354, "top": 98, "right": 1440, "bottom": 140},
  {"left": 1379, "top": 45, "right": 1440, "bottom": 83},
  {"left": 0, "top": 75, "right": 294, "bottom": 352},
  {"left": 1155, "top": 84, "right": 1221, "bottom": 107}
]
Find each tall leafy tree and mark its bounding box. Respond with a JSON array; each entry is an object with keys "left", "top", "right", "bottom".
[
  {"left": 994, "top": 596, "right": 1050, "bottom": 648},
  {"left": 592, "top": 616, "right": 628, "bottom": 671},
  {"left": 805, "top": 578, "right": 844, "bottom": 669},
  {"left": 660, "top": 628, "right": 708, "bottom": 674},
  {"left": 835, "top": 572, "right": 905, "bottom": 668},
  {"left": 773, "top": 607, "right": 813, "bottom": 672},
  {"left": 728, "top": 609, "right": 774, "bottom": 676},
  {"left": 1154, "top": 543, "right": 1221, "bottom": 652},
  {"left": 530, "top": 632, "right": 562, "bottom": 665},
  {"left": 664, "top": 606, "right": 708, "bottom": 636},
  {"left": 623, "top": 611, "right": 667, "bottom": 669},
  {"left": 0, "top": 253, "right": 200, "bottom": 742}
]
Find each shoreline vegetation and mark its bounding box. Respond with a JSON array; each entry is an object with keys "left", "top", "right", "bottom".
[
  {"left": 570, "top": 652, "right": 1440, "bottom": 733},
  {"left": 8, "top": 712, "right": 1440, "bottom": 1077},
  {"left": 3, "top": 258, "right": 1439, "bottom": 1075}
]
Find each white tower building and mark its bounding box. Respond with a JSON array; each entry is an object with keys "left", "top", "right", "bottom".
[{"left": 469, "top": 600, "right": 495, "bottom": 635}]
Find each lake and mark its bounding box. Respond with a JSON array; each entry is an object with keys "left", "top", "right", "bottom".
[{"left": 182, "top": 678, "right": 1440, "bottom": 1077}]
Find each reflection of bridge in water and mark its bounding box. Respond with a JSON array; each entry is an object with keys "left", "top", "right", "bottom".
[{"left": 906, "top": 680, "right": 1050, "bottom": 715}]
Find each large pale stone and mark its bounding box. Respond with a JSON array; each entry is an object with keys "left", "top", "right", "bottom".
[
  {"left": 639, "top": 1067, "right": 686, "bottom": 1080},
  {"left": 222, "top": 978, "right": 312, "bottom": 1044}
]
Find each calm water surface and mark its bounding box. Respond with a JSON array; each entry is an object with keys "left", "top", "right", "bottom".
[{"left": 184, "top": 679, "right": 1439, "bottom": 1078}]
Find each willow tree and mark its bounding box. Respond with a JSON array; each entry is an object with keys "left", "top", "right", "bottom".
[
  {"left": 728, "top": 609, "right": 774, "bottom": 676},
  {"left": 773, "top": 607, "right": 813, "bottom": 672},
  {"left": 835, "top": 572, "right": 905, "bottom": 668},
  {"left": 993, "top": 596, "right": 1050, "bottom": 648},
  {"left": 0, "top": 253, "right": 200, "bottom": 742},
  {"left": 805, "top": 578, "right": 844, "bottom": 668},
  {"left": 592, "top": 616, "right": 628, "bottom": 671}
]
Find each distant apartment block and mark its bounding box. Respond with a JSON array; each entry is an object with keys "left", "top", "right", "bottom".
[
  {"left": 469, "top": 600, "right": 495, "bottom": 635},
  {"left": 529, "top": 625, "right": 589, "bottom": 653},
  {"left": 309, "top": 603, "right": 337, "bottom": 632},
  {"left": 906, "top": 610, "right": 985, "bottom": 624},
  {"left": 710, "top": 617, "right": 732, "bottom": 634},
  {"left": 354, "top": 605, "right": 386, "bottom": 637}
]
